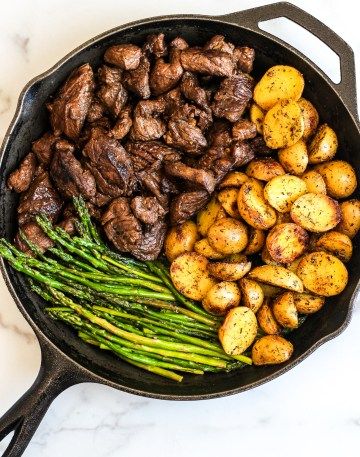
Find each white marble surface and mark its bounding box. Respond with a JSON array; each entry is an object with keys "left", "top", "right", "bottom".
[{"left": 0, "top": 0, "right": 360, "bottom": 455}]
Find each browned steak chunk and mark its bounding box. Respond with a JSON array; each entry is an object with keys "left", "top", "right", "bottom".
[
  {"left": 170, "top": 190, "right": 209, "bottom": 225},
  {"left": 130, "top": 196, "right": 166, "bottom": 224},
  {"left": 7, "top": 152, "right": 37, "bottom": 193},
  {"left": 104, "top": 44, "right": 142, "bottom": 70},
  {"left": 180, "top": 48, "right": 235, "bottom": 77}
]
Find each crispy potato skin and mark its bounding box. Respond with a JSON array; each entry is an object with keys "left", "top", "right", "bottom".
[
  {"left": 244, "top": 228, "right": 266, "bottom": 255},
  {"left": 253, "top": 65, "right": 304, "bottom": 110},
  {"left": 218, "top": 307, "right": 258, "bottom": 355},
  {"left": 165, "top": 221, "right": 198, "bottom": 262},
  {"left": 263, "top": 99, "right": 304, "bottom": 149},
  {"left": 207, "top": 218, "right": 248, "bottom": 255},
  {"left": 237, "top": 178, "right": 277, "bottom": 229},
  {"left": 202, "top": 281, "right": 241, "bottom": 315},
  {"left": 197, "top": 197, "right": 223, "bottom": 237},
  {"left": 278, "top": 140, "right": 308, "bottom": 175},
  {"left": 264, "top": 175, "right": 307, "bottom": 213},
  {"left": 302, "top": 170, "right": 327, "bottom": 194},
  {"left": 298, "top": 98, "right": 319, "bottom": 140},
  {"left": 250, "top": 103, "right": 265, "bottom": 134},
  {"left": 293, "top": 292, "right": 325, "bottom": 314},
  {"left": 337, "top": 199, "right": 360, "bottom": 238},
  {"left": 246, "top": 158, "right": 285, "bottom": 181},
  {"left": 315, "top": 160, "right": 357, "bottom": 199},
  {"left": 218, "top": 171, "right": 248, "bottom": 189},
  {"left": 266, "top": 223, "right": 309, "bottom": 264},
  {"left": 308, "top": 124, "right": 338, "bottom": 164},
  {"left": 194, "top": 238, "right": 225, "bottom": 259},
  {"left": 218, "top": 188, "right": 240, "bottom": 218},
  {"left": 239, "top": 278, "right": 264, "bottom": 313},
  {"left": 170, "top": 252, "right": 217, "bottom": 300},
  {"left": 315, "top": 231, "right": 353, "bottom": 262},
  {"left": 297, "top": 251, "right": 348, "bottom": 297},
  {"left": 257, "top": 299, "right": 281, "bottom": 334},
  {"left": 272, "top": 291, "right": 298, "bottom": 329},
  {"left": 290, "top": 192, "right": 341, "bottom": 232},
  {"left": 261, "top": 245, "right": 284, "bottom": 266},
  {"left": 252, "top": 335, "right": 293, "bottom": 365},
  {"left": 208, "top": 256, "right": 251, "bottom": 281},
  {"left": 248, "top": 265, "right": 304, "bottom": 292}
]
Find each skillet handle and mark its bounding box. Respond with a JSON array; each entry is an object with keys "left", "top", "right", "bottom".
[
  {"left": 0, "top": 339, "right": 86, "bottom": 456},
  {"left": 219, "top": 1, "right": 358, "bottom": 121}
]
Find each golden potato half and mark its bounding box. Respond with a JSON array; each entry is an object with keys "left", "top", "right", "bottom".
[
  {"left": 297, "top": 251, "right": 348, "bottom": 297},
  {"left": 278, "top": 140, "right": 308, "bottom": 175},
  {"left": 165, "top": 221, "right": 198, "bottom": 262},
  {"left": 298, "top": 98, "right": 319, "bottom": 140},
  {"left": 246, "top": 158, "right": 285, "bottom": 181},
  {"left": 219, "top": 307, "right": 258, "bottom": 355},
  {"left": 308, "top": 124, "right": 338, "bottom": 164},
  {"left": 248, "top": 265, "right": 303, "bottom": 292},
  {"left": 273, "top": 291, "right": 298, "bottom": 329},
  {"left": 266, "top": 223, "right": 309, "bottom": 264},
  {"left": 202, "top": 281, "right": 241, "bottom": 316},
  {"left": 208, "top": 256, "right": 251, "bottom": 281},
  {"left": 337, "top": 199, "right": 360, "bottom": 238},
  {"left": 252, "top": 335, "right": 294, "bottom": 365},
  {"left": 207, "top": 218, "right": 248, "bottom": 255},
  {"left": 264, "top": 174, "right": 307, "bottom": 213},
  {"left": 316, "top": 160, "right": 357, "bottom": 199},
  {"left": 239, "top": 278, "right": 264, "bottom": 313}
]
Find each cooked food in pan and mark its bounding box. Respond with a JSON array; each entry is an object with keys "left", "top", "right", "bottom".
[{"left": 2, "top": 33, "right": 359, "bottom": 380}]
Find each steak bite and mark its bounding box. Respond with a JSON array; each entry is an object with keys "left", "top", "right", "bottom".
[
  {"left": 15, "top": 221, "right": 53, "bottom": 254},
  {"left": 130, "top": 99, "right": 166, "bottom": 141},
  {"left": 204, "top": 35, "right": 235, "bottom": 55},
  {"left": 130, "top": 196, "right": 166, "bottom": 224},
  {"left": 17, "top": 171, "right": 63, "bottom": 226},
  {"left": 150, "top": 48, "right": 184, "bottom": 96},
  {"left": 111, "top": 106, "right": 133, "bottom": 140},
  {"left": 50, "top": 139, "right": 96, "bottom": 200},
  {"left": 233, "top": 46, "right": 255, "bottom": 74},
  {"left": 122, "top": 55, "right": 151, "bottom": 99},
  {"left": 126, "top": 140, "right": 181, "bottom": 170},
  {"left": 180, "top": 48, "right": 235, "bottom": 77},
  {"left": 212, "top": 73, "right": 254, "bottom": 122},
  {"left": 104, "top": 44, "right": 142, "bottom": 70},
  {"left": 83, "top": 129, "right": 135, "bottom": 197},
  {"left": 170, "top": 190, "right": 209, "bottom": 225},
  {"left": 170, "top": 37, "right": 189, "bottom": 51},
  {"left": 144, "top": 33, "right": 167, "bottom": 58},
  {"left": 47, "top": 63, "right": 95, "bottom": 140},
  {"left": 102, "top": 197, "right": 142, "bottom": 252},
  {"left": 180, "top": 72, "right": 211, "bottom": 113},
  {"left": 232, "top": 119, "right": 257, "bottom": 141},
  {"left": 7, "top": 152, "right": 37, "bottom": 193},
  {"left": 32, "top": 132, "right": 58, "bottom": 164},
  {"left": 86, "top": 98, "right": 106, "bottom": 123},
  {"left": 164, "top": 118, "right": 207, "bottom": 155},
  {"left": 164, "top": 161, "right": 216, "bottom": 193},
  {"left": 97, "top": 65, "right": 128, "bottom": 118},
  {"left": 132, "top": 220, "right": 167, "bottom": 261}
]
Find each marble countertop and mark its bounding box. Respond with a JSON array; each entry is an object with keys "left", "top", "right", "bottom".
[{"left": 0, "top": 0, "right": 359, "bottom": 455}]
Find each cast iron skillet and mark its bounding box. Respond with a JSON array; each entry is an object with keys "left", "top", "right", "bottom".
[{"left": 0, "top": 3, "right": 359, "bottom": 456}]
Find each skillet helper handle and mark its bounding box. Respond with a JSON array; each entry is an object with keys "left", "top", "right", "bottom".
[
  {"left": 219, "top": 1, "right": 358, "bottom": 121},
  {"left": 0, "top": 341, "right": 85, "bottom": 457}
]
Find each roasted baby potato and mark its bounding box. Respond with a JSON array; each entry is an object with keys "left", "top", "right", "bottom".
[
  {"left": 315, "top": 231, "right": 353, "bottom": 262},
  {"left": 337, "top": 199, "right": 360, "bottom": 238},
  {"left": 297, "top": 251, "right": 348, "bottom": 296},
  {"left": 293, "top": 292, "right": 325, "bottom": 314},
  {"left": 263, "top": 99, "right": 304, "bottom": 149},
  {"left": 250, "top": 103, "right": 265, "bottom": 134},
  {"left": 301, "top": 170, "right": 327, "bottom": 194},
  {"left": 261, "top": 245, "right": 283, "bottom": 266},
  {"left": 170, "top": 252, "right": 217, "bottom": 301},
  {"left": 264, "top": 175, "right": 307, "bottom": 213},
  {"left": 298, "top": 98, "right": 319, "bottom": 140},
  {"left": 260, "top": 283, "right": 283, "bottom": 298},
  {"left": 272, "top": 291, "right": 298, "bottom": 329},
  {"left": 257, "top": 299, "right": 281, "bottom": 334},
  {"left": 237, "top": 178, "right": 277, "bottom": 229},
  {"left": 197, "top": 197, "right": 223, "bottom": 236},
  {"left": 165, "top": 221, "right": 198, "bottom": 262},
  {"left": 245, "top": 158, "right": 285, "bottom": 181},
  {"left": 248, "top": 265, "right": 303, "bottom": 292},
  {"left": 218, "top": 171, "right": 248, "bottom": 189},
  {"left": 244, "top": 228, "right": 266, "bottom": 255},
  {"left": 194, "top": 238, "right": 225, "bottom": 259},
  {"left": 218, "top": 188, "right": 240, "bottom": 218},
  {"left": 252, "top": 335, "right": 294, "bottom": 365},
  {"left": 253, "top": 65, "right": 304, "bottom": 110},
  {"left": 278, "top": 140, "right": 308, "bottom": 175},
  {"left": 287, "top": 255, "right": 304, "bottom": 273},
  {"left": 315, "top": 160, "right": 357, "bottom": 199},
  {"left": 207, "top": 218, "right": 248, "bottom": 255},
  {"left": 208, "top": 255, "right": 251, "bottom": 281},
  {"left": 290, "top": 192, "right": 341, "bottom": 232},
  {"left": 308, "top": 124, "right": 338, "bottom": 163},
  {"left": 202, "top": 281, "right": 241, "bottom": 316},
  {"left": 266, "top": 223, "right": 309, "bottom": 264},
  {"left": 239, "top": 278, "right": 264, "bottom": 313},
  {"left": 218, "top": 307, "right": 258, "bottom": 355}
]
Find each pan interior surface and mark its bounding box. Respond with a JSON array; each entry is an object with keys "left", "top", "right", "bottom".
[{"left": 1, "top": 18, "right": 359, "bottom": 399}]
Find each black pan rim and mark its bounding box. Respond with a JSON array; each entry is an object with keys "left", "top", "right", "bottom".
[{"left": 0, "top": 12, "right": 359, "bottom": 400}]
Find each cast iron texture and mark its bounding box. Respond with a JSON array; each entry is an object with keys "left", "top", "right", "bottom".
[{"left": 0, "top": 3, "right": 359, "bottom": 456}]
